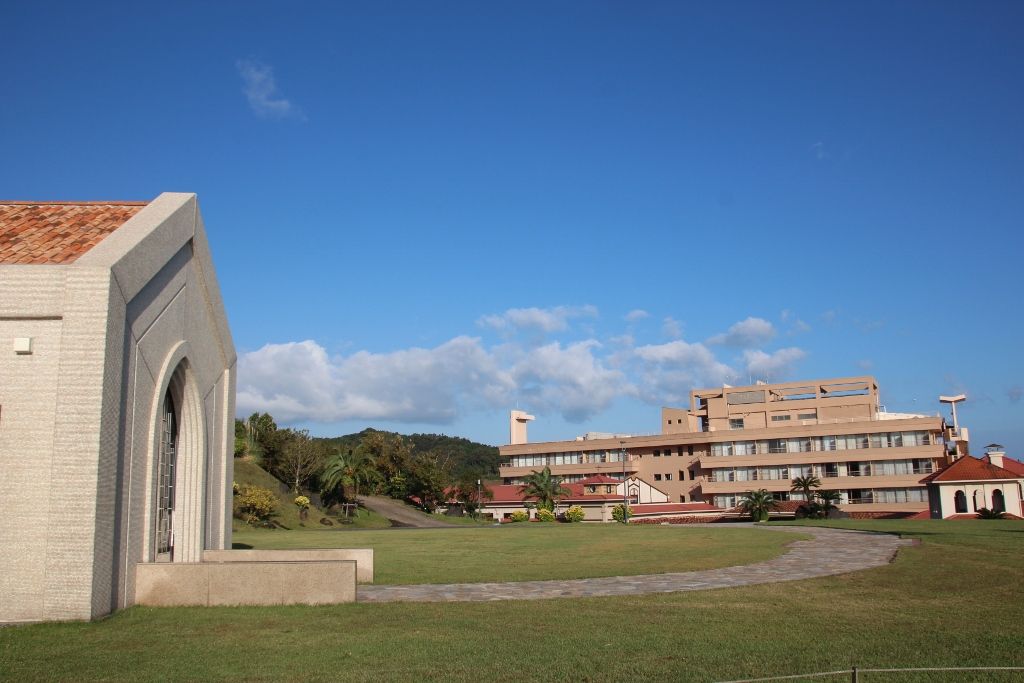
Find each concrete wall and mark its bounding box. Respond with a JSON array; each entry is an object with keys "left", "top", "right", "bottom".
[
  {"left": 0, "top": 193, "right": 236, "bottom": 623},
  {"left": 203, "top": 549, "right": 374, "bottom": 583},
  {"left": 135, "top": 560, "right": 356, "bottom": 606},
  {"left": 935, "top": 481, "right": 1024, "bottom": 517}
]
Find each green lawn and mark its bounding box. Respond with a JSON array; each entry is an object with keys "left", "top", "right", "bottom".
[
  {"left": 2, "top": 520, "right": 1022, "bottom": 682},
  {"left": 231, "top": 523, "right": 793, "bottom": 584}
]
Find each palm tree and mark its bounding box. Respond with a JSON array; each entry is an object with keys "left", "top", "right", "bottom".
[
  {"left": 791, "top": 474, "right": 822, "bottom": 506},
  {"left": 816, "top": 490, "right": 842, "bottom": 519},
  {"left": 321, "top": 447, "right": 375, "bottom": 517},
  {"left": 518, "top": 466, "right": 569, "bottom": 512},
  {"left": 738, "top": 489, "right": 778, "bottom": 522}
]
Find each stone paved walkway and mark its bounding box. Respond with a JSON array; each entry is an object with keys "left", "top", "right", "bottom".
[{"left": 357, "top": 524, "right": 913, "bottom": 603}]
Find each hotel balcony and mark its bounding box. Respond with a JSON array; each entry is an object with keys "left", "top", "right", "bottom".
[
  {"left": 696, "top": 472, "right": 930, "bottom": 495},
  {"left": 698, "top": 445, "right": 941, "bottom": 469}
]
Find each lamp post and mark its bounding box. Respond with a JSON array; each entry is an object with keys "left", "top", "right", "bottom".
[
  {"left": 476, "top": 478, "right": 482, "bottom": 521},
  {"left": 620, "top": 440, "right": 629, "bottom": 524}
]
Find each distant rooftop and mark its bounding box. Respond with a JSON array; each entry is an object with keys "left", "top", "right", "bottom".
[{"left": 0, "top": 201, "right": 149, "bottom": 265}]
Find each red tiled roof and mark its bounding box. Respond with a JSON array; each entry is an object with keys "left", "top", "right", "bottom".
[
  {"left": 631, "top": 503, "right": 721, "bottom": 514},
  {"left": 484, "top": 483, "right": 626, "bottom": 504},
  {"left": 0, "top": 201, "right": 147, "bottom": 265},
  {"left": 578, "top": 475, "right": 620, "bottom": 485},
  {"left": 922, "top": 455, "right": 1023, "bottom": 483},
  {"left": 906, "top": 510, "right": 933, "bottom": 520},
  {"left": 945, "top": 512, "right": 1023, "bottom": 520},
  {"left": 987, "top": 456, "right": 1024, "bottom": 477}
]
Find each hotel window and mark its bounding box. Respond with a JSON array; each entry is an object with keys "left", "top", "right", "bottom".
[
  {"left": 654, "top": 449, "right": 661, "bottom": 457},
  {"left": 654, "top": 474, "right": 662, "bottom": 481},
  {"left": 798, "top": 412, "right": 816, "bottom": 420},
  {"left": 729, "top": 418, "right": 744, "bottom": 430},
  {"left": 771, "top": 414, "right": 791, "bottom": 422},
  {"left": 679, "top": 470, "right": 686, "bottom": 481},
  {"left": 687, "top": 445, "right": 694, "bottom": 456},
  {"left": 666, "top": 473, "right": 673, "bottom": 480}
]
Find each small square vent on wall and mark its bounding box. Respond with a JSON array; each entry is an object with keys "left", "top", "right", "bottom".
[{"left": 13, "top": 337, "right": 33, "bottom": 355}]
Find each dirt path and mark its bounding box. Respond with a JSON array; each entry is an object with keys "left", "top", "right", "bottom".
[{"left": 358, "top": 495, "right": 458, "bottom": 528}]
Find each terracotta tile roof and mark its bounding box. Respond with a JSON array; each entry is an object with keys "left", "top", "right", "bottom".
[
  {"left": 921, "top": 455, "right": 1024, "bottom": 483},
  {"left": 0, "top": 201, "right": 148, "bottom": 265},
  {"left": 578, "top": 475, "right": 621, "bottom": 485},
  {"left": 631, "top": 503, "right": 721, "bottom": 514},
  {"left": 946, "top": 513, "right": 1023, "bottom": 520},
  {"left": 906, "top": 510, "right": 933, "bottom": 520},
  {"left": 987, "top": 456, "right": 1024, "bottom": 477},
  {"left": 484, "top": 483, "right": 625, "bottom": 504}
]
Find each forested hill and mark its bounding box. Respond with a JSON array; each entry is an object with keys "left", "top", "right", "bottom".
[{"left": 315, "top": 429, "right": 502, "bottom": 480}]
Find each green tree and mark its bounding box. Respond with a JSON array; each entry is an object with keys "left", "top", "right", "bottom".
[
  {"left": 321, "top": 446, "right": 376, "bottom": 515},
  {"left": 518, "top": 466, "right": 569, "bottom": 512},
  {"left": 276, "top": 429, "right": 326, "bottom": 493},
  {"left": 739, "top": 489, "right": 778, "bottom": 522},
  {"left": 243, "top": 412, "right": 277, "bottom": 462},
  {"left": 611, "top": 503, "right": 632, "bottom": 523},
  {"left": 791, "top": 474, "right": 822, "bottom": 506},
  {"left": 451, "top": 476, "right": 494, "bottom": 517},
  {"left": 816, "top": 490, "right": 842, "bottom": 518},
  {"left": 406, "top": 452, "right": 450, "bottom": 512},
  {"left": 359, "top": 430, "right": 412, "bottom": 495}
]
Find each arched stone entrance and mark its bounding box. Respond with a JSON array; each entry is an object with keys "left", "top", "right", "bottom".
[{"left": 147, "top": 345, "right": 207, "bottom": 564}]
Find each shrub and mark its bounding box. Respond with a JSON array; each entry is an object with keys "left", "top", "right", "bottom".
[
  {"left": 564, "top": 505, "right": 585, "bottom": 523},
  {"left": 235, "top": 485, "right": 277, "bottom": 525},
  {"left": 977, "top": 507, "right": 1005, "bottom": 520},
  {"left": 536, "top": 508, "right": 556, "bottom": 522},
  {"left": 293, "top": 495, "right": 310, "bottom": 510},
  {"left": 509, "top": 510, "right": 529, "bottom": 523},
  {"left": 612, "top": 503, "right": 633, "bottom": 523}
]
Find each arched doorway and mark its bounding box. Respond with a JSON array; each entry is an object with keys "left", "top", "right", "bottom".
[
  {"left": 992, "top": 489, "right": 1005, "bottom": 513},
  {"left": 155, "top": 387, "right": 178, "bottom": 561},
  {"left": 148, "top": 352, "right": 207, "bottom": 564},
  {"left": 954, "top": 490, "right": 967, "bottom": 514}
]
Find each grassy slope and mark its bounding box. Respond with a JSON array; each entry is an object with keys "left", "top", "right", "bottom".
[
  {"left": 2, "top": 520, "right": 1022, "bottom": 682},
  {"left": 232, "top": 459, "right": 390, "bottom": 531},
  {"left": 231, "top": 524, "right": 794, "bottom": 584}
]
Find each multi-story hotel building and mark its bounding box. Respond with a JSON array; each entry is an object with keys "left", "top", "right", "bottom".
[{"left": 498, "top": 376, "right": 952, "bottom": 514}]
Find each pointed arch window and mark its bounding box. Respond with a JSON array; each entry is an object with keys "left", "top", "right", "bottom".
[{"left": 156, "top": 388, "right": 178, "bottom": 558}]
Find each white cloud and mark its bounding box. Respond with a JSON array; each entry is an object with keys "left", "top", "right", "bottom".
[
  {"left": 633, "top": 340, "right": 736, "bottom": 404},
  {"left": 237, "top": 309, "right": 808, "bottom": 427},
  {"left": 236, "top": 58, "right": 301, "bottom": 119},
  {"left": 237, "top": 334, "right": 622, "bottom": 425},
  {"left": 742, "top": 347, "right": 806, "bottom": 381},
  {"left": 662, "top": 316, "right": 683, "bottom": 339},
  {"left": 708, "top": 317, "right": 776, "bottom": 347},
  {"left": 511, "top": 341, "right": 628, "bottom": 422},
  {"left": 624, "top": 309, "right": 649, "bottom": 322},
  {"left": 477, "top": 305, "right": 598, "bottom": 334},
  {"left": 238, "top": 337, "right": 514, "bottom": 424}
]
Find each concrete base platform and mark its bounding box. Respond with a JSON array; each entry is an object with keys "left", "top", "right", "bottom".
[
  {"left": 135, "top": 560, "right": 356, "bottom": 607},
  {"left": 203, "top": 548, "right": 374, "bottom": 583}
]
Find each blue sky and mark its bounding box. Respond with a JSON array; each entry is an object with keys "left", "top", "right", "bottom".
[{"left": 3, "top": 1, "right": 1022, "bottom": 452}]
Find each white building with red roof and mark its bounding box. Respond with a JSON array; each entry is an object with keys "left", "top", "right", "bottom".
[{"left": 922, "top": 445, "right": 1024, "bottom": 519}]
